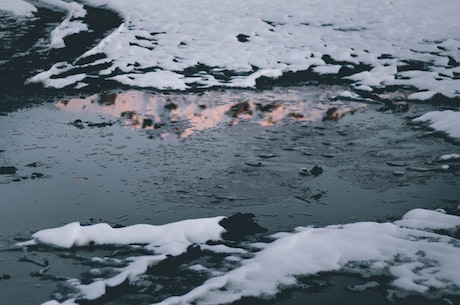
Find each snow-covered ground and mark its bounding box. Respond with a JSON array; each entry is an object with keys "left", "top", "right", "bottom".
[
  {"left": 414, "top": 110, "right": 460, "bottom": 140},
  {"left": 18, "top": 209, "right": 460, "bottom": 305},
  {"left": 1, "top": 0, "right": 460, "bottom": 98}
]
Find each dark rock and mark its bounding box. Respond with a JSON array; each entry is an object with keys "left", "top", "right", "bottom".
[
  {"left": 142, "top": 118, "right": 154, "bottom": 129},
  {"left": 87, "top": 121, "right": 113, "bottom": 128},
  {"left": 121, "top": 111, "right": 136, "bottom": 119},
  {"left": 226, "top": 102, "right": 252, "bottom": 118},
  {"left": 310, "top": 165, "right": 324, "bottom": 176},
  {"left": 0, "top": 166, "right": 17, "bottom": 174},
  {"left": 255, "top": 102, "right": 280, "bottom": 112},
  {"left": 236, "top": 34, "right": 250, "bottom": 43},
  {"left": 219, "top": 213, "right": 267, "bottom": 241},
  {"left": 164, "top": 102, "right": 178, "bottom": 110},
  {"left": 70, "top": 119, "right": 85, "bottom": 129},
  {"left": 2, "top": 274, "right": 11, "bottom": 280},
  {"left": 26, "top": 162, "right": 38, "bottom": 167}
]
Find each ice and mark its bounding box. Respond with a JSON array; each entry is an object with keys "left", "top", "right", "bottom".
[
  {"left": 20, "top": 0, "right": 459, "bottom": 98},
  {"left": 19, "top": 216, "right": 225, "bottom": 254},
  {"left": 0, "top": 0, "right": 37, "bottom": 16},
  {"left": 439, "top": 154, "right": 460, "bottom": 161},
  {"left": 19, "top": 209, "right": 460, "bottom": 305},
  {"left": 413, "top": 110, "right": 460, "bottom": 139}
]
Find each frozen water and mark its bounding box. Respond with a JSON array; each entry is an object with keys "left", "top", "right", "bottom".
[
  {"left": 2, "top": 0, "right": 459, "bottom": 98},
  {"left": 18, "top": 209, "right": 460, "bottom": 305}
]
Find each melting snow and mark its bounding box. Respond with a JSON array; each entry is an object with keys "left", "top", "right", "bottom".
[
  {"left": 413, "top": 110, "right": 460, "bottom": 139},
  {"left": 2, "top": 0, "right": 458, "bottom": 97},
  {"left": 17, "top": 209, "right": 460, "bottom": 305}
]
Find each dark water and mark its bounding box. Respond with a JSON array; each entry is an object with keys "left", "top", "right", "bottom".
[{"left": 1, "top": 3, "right": 460, "bottom": 305}]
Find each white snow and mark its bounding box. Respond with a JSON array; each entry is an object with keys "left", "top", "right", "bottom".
[
  {"left": 439, "top": 154, "right": 460, "bottom": 161},
  {"left": 18, "top": 0, "right": 459, "bottom": 97},
  {"left": 18, "top": 216, "right": 225, "bottom": 255},
  {"left": 18, "top": 209, "right": 460, "bottom": 305},
  {"left": 413, "top": 110, "right": 460, "bottom": 139},
  {"left": 0, "top": 0, "right": 37, "bottom": 16}
]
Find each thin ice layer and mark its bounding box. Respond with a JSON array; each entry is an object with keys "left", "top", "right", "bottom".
[
  {"left": 413, "top": 110, "right": 460, "bottom": 139},
  {"left": 23, "top": 0, "right": 460, "bottom": 97},
  {"left": 21, "top": 209, "right": 460, "bottom": 305}
]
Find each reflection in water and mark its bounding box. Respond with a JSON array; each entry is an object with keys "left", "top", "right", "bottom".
[{"left": 57, "top": 88, "right": 364, "bottom": 140}]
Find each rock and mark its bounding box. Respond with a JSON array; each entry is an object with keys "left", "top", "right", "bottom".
[
  {"left": 310, "top": 165, "right": 324, "bottom": 176},
  {"left": 219, "top": 213, "right": 266, "bottom": 241},
  {"left": 70, "top": 119, "right": 85, "bottom": 129},
  {"left": 226, "top": 102, "right": 252, "bottom": 118},
  {"left": 0, "top": 166, "right": 17, "bottom": 175},
  {"left": 236, "top": 34, "right": 250, "bottom": 43},
  {"left": 299, "top": 165, "right": 324, "bottom": 177},
  {"left": 164, "top": 102, "right": 178, "bottom": 110}
]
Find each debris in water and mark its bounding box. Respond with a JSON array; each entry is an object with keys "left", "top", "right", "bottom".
[{"left": 0, "top": 166, "right": 17, "bottom": 175}]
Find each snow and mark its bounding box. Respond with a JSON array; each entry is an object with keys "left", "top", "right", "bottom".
[
  {"left": 439, "top": 154, "right": 460, "bottom": 161},
  {"left": 15, "top": 0, "right": 459, "bottom": 97},
  {"left": 18, "top": 216, "right": 225, "bottom": 255},
  {"left": 18, "top": 209, "right": 460, "bottom": 305},
  {"left": 413, "top": 110, "right": 460, "bottom": 139},
  {"left": 0, "top": 0, "right": 37, "bottom": 16}
]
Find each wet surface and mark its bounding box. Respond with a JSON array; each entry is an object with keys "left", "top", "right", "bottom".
[{"left": 0, "top": 85, "right": 459, "bottom": 305}]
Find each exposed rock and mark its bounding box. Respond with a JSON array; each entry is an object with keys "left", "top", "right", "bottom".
[
  {"left": 310, "top": 165, "right": 324, "bottom": 176},
  {"left": 219, "top": 213, "right": 266, "bottom": 241}
]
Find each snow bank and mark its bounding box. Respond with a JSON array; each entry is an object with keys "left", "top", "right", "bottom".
[
  {"left": 413, "top": 110, "right": 460, "bottom": 139},
  {"left": 19, "top": 216, "right": 225, "bottom": 255},
  {"left": 0, "top": 0, "right": 37, "bottom": 16},
  {"left": 19, "top": 0, "right": 459, "bottom": 97},
  {"left": 18, "top": 209, "right": 460, "bottom": 305}
]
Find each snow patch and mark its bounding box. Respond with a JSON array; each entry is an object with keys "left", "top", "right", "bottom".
[
  {"left": 18, "top": 209, "right": 460, "bottom": 305},
  {"left": 0, "top": 0, "right": 37, "bottom": 16},
  {"left": 19, "top": 0, "right": 460, "bottom": 96},
  {"left": 413, "top": 110, "right": 460, "bottom": 139}
]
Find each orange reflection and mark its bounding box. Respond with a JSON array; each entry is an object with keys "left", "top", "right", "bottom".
[{"left": 56, "top": 89, "right": 365, "bottom": 140}]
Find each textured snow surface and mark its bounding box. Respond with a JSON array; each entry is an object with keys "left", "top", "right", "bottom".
[
  {"left": 18, "top": 209, "right": 460, "bottom": 305},
  {"left": 413, "top": 110, "right": 460, "bottom": 139},
  {"left": 2, "top": 0, "right": 459, "bottom": 97}
]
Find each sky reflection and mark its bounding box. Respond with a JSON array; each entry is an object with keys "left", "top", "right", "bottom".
[{"left": 56, "top": 88, "right": 364, "bottom": 140}]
